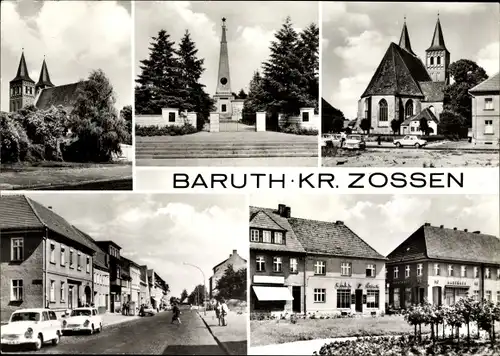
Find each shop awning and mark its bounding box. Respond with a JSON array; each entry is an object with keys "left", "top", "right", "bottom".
[{"left": 252, "top": 286, "right": 294, "bottom": 301}]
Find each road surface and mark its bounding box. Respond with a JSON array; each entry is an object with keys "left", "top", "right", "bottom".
[{"left": 2, "top": 310, "right": 226, "bottom": 355}]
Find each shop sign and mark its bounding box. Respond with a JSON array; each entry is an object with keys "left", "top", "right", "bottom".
[
  {"left": 335, "top": 281, "right": 352, "bottom": 289},
  {"left": 446, "top": 280, "right": 467, "bottom": 286},
  {"left": 366, "top": 283, "right": 379, "bottom": 289}
]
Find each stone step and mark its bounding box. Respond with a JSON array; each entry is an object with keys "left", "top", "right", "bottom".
[
  {"left": 135, "top": 143, "right": 318, "bottom": 151},
  {"left": 136, "top": 150, "right": 318, "bottom": 159}
]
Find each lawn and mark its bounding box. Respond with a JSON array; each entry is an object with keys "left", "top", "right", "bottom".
[
  {"left": 250, "top": 315, "right": 431, "bottom": 347},
  {"left": 0, "top": 161, "right": 132, "bottom": 190}
]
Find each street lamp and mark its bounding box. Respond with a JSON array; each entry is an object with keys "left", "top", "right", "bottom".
[{"left": 183, "top": 262, "right": 207, "bottom": 316}]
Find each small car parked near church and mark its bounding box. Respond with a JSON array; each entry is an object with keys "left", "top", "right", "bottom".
[
  {"left": 0, "top": 308, "right": 62, "bottom": 351},
  {"left": 61, "top": 307, "right": 102, "bottom": 335},
  {"left": 393, "top": 135, "right": 427, "bottom": 148}
]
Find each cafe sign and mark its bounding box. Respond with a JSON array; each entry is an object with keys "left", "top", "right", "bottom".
[
  {"left": 366, "top": 283, "right": 379, "bottom": 289},
  {"left": 335, "top": 281, "right": 352, "bottom": 289}
]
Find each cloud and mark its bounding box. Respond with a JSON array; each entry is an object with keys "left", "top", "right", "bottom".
[
  {"left": 477, "top": 42, "right": 500, "bottom": 76},
  {"left": 419, "top": 3, "right": 490, "bottom": 14},
  {"left": 322, "top": 3, "right": 371, "bottom": 28}
]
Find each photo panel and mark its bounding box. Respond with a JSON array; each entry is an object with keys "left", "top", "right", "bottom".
[
  {"left": 321, "top": 2, "right": 499, "bottom": 168},
  {"left": 248, "top": 193, "right": 500, "bottom": 355},
  {"left": 0, "top": 1, "right": 133, "bottom": 190},
  {"left": 134, "top": 1, "right": 320, "bottom": 167},
  {"left": 0, "top": 192, "right": 249, "bottom": 355}
]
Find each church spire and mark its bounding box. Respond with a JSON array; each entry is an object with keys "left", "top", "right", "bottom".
[
  {"left": 12, "top": 50, "right": 35, "bottom": 83},
  {"left": 215, "top": 17, "right": 231, "bottom": 95},
  {"left": 36, "top": 57, "right": 55, "bottom": 92},
  {"left": 398, "top": 18, "right": 416, "bottom": 56},
  {"left": 427, "top": 15, "right": 447, "bottom": 51}
]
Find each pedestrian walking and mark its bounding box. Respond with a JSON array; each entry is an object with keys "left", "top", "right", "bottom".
[
  {"left": 171, "top": 302, "right": 182, "bottom": 325},
  {"left": 220, "top": 299, "right": 229, "bottom": 327},
  {"left": 340, "top": 131, "right": 347, "bottom": 148},
  {"left": 215, "top": 300, "right": 221, "bottom": 326}
]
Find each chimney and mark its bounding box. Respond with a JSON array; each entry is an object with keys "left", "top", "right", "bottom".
[
  {"left": 473, "top": 231, "right": 481, "bottom": 234},
  {"left": 284, "top": 207, "right": 291, "bottom": 218},
  {"left": 336, "top": 221, "right": 344, "bottom": 225},
  {"left": 278, "top": 204, "right": 286, "bottom": 216},
  {"left": 440, "top": 225, "right": 444, "bottom": 228},
  {"left": 48, "top": 206, "right": 53, "bottom": 210},
  {"left": 464, "top": 229, "right": 468, "bottom": 232},
  {"left": 230, "top": 249, "right": 237, "bottom": 257},
  {"left": 424, "top": 222, "right": 431, "bottom": 226},
  {"left": 453, "top": 227, "right": 457, "bottom": 230}
]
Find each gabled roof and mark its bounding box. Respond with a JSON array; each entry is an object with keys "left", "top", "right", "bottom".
[
  {"left": 288, "top": 217, "right": 386, "bottom": 260},
  {"left": 12, "top": 52, "right": 34, "bottom": 83},
  {"left": 121, "top": 256, "right": 141, "bottom": 269},
  {"left": 362, "top": 43, "right": 431, "bottom": 98},
  {"left": 35, "top": 81, "right": 87, "bottom": 111},
  {"left": 73, "top": 227, "right": 108, "bottom": 271},
  {"left": 36, "top": 59, "right": 54, "bottom": 89},
  {"left": 212, "top": 251, "right": 247, "bottom": 272},
  {"left": 398, "top": 21, "right": 416, "bottom": 56},
  {"left": 469, "top": 73, "right": 500, "bottom": 94},
  {"left": 401, "top": 107, "right": 439, "bottom": 126},
  {"left": 0, "top": 195, "right": 96, "bottom": 253},
  {"left": 426, "top": 18, "right": 448, "bottom": 52},
  {"left": 250, "top": 210, "right": 286, "bottom": 230},
  {"left": 249, "top": 206, "right": 306, "bottom": 254}
]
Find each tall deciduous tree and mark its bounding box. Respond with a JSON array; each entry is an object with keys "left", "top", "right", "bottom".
[
  {"left": 120, "top": 105, "right": 132, "bottom": 144},
  {"left": 188, "top": 284, "right": 206, "bottom": 305},
  {"left": 215, "top": 264, "right": 246, "bottom": 301},
  {"left": 180, "top": 289, "right": 189, "bottom": 303},
  {"left": 321, "top": 98, "right": 345, "bottom": 133}
]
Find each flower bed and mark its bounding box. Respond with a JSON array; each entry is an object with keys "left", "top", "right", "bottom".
[{"left": 135, "top": 123, "right": 197, "bottom": 136}]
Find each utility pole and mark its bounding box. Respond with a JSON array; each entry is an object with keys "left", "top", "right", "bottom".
[{"left": 184, "top": 262, "right": 207, "bottom": 316}]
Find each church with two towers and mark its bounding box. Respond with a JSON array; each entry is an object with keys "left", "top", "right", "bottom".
[{"left": 357, "top": 16, "right": 450, "bottom": 135}]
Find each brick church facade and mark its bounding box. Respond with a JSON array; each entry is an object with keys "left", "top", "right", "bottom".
[{"left": 357, "top": 17, "right": 449, "bottom": 135}]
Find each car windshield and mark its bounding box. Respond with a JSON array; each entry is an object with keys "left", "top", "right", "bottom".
[
  {"left": 71, "top": 309, "right": 92, "bottom": 317},
  {"left": 11, "top": 312, "right": 40, "bottom": 322}
]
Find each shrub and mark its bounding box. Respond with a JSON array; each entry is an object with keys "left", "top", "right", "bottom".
[
  {"left": 1, "top": 112, "right": 25, "bottom": 163},
  {"left": 135, "top": 124, "right": 198, "bottom": 136},
  {"left": 280, "top": 123, "right": 318, "bottom": 136}
]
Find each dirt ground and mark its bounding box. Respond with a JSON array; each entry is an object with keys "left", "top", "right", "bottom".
[{"left": 322, "top": 148, "right": 499, "bottom": 167}]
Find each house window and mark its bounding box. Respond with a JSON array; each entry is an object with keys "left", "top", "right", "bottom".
[
  {"left": 50, "top": 243, "right": 56, "bottom": 264},
  {"left": 497, "top": 291, "right": 500, "bottom": 302},
  {"left": 77, "top": 253, "right": 82, "bottom": 270},
  {"left": 461, "top": 266, "right": 467, "bottom": 278},
  {"left": 313, "top": 288, "right": 326, "bottom": 303},
  {"left": 302, "top": 112, "right": 309, "bottom": 122},
  {"left": 256, "top": 256, "right": 265, "bottom": 272},
  {"left": 497, "top": 268, "right": 500, "bottom": 279},
  {"left": 61, "top": 246, "right": 66, "bottom": 266},
  {"left": 273, "top": 257, "right": 282, "bottom": 272},
  {"left": 405, "top": 100, "right": 414, "bottom": 118},
  {"left": 474, "top": 266, "right": 479, "bottom": 278},
  {"left": 117, "top": 266, "right": 121, "bottom": 277},
  {"left": 221, "top": 104, "right": 227, "bottom": 112},
  {"left": 448, "top": 265, "right": 454, "bottom": 277},
  {"left": 484, "top": 120, "right": 493, "bottom": 134},
  {"left": 394, "top": 267, "right": 399, "bottom": 279},
  {"left": 486, "top": 290, "right": 492, "bottom": 301},
  {"left": 385, "top": 267, "right": 388, "bottom": 278},
  {"left": 484, "top": 98, "right": 493, "bottom": 110},
  {"left": 11, "top": 280, "right": 23, "bottom": 301},
  {"left": 60, "top": 281, "right": 65, "bottom": 302},
  {"left": 341, "top": 262, "right": 351, "bottom": 276},
  {"left": 405, "top": 265, "right": 410, "bottom": 278},
  {"left": 379, "top": 99, "right": 388, "bottom": 122},
  {"left": 434, "top": 264, "right": 440, "bottom": 276},
  {"left": 405, "top": 287, "right": 412, "bottom": 308},
  {"left": 86, "top": 257, "right": 90, "bottom": 273},
  {"left": 473, "top": 290, "right": 479, "bottom": 300},
  {"left": 366, "top": 264, "right": 375, "bottom": 277},
  {"left": 70, "top": 250, "right": 74, "bottom": 268},
  {"left": 366, "top": 290, "right": 379, "bottom": 308},
  {"left": 485, "top": 268, "right": 491, "bottom": 279},
  {"left": 11, "top": 238, "right": 23, "bottom": 261},
  {"left": 437, "top": 56, "right": 441, "bottom": 65},
  {"left": 393, "top": 288, "right": 400, "bottom": 309},
  {"left": 168, "top": 112, "right": 175, "bottom": 122},
  {"left": 250, "top": 229, "right": 259, "bottom": 242},
  {"left": 290, "top": 258, "right": 298, "bottom": 273},
  {"left": 411, "top": 126, "right": 415, "bottom": 132},
  {"left": 315, "top": 261, "right": 326, "bottom": 275},
  {"left": 262, "top": 230, "right": 271, "bottom": 243},
  {"left": 417, "top": 264, "right": 423, "bottom": 277},
  {"left": 50, "top": 280, "right": 55, "bottom": 302},
  {"left": 274, "top": 232, "right": 283, "bottom": 244},
  {"left": 363, "top": 99, "right": 369, "bottom": 120},
  {"left": 337, "top": 289, "right": 351, "bottom": 308}
]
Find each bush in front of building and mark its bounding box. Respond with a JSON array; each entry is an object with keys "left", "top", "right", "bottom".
[
  {"left": 135, "top": 123, "right": 198, "bottom": 137},
  {"left": 280, "top": 123, "right": 318, "bottom": 136}
]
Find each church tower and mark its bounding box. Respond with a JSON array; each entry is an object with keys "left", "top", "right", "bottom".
[
  {"left": 398, "top": 18, "right": 416, "bottom": 56},
  {"left": 9, "top": 50, "right": 36, "bottom": 112},
  {"left": 425, "top": 15, "right": 450, "bottom": 83},
  {"left": 35, "top": 57, "right": 55, "bottom": 94},
  {"left": 214, "top": 17, "right": 233, "bottom": 119}
]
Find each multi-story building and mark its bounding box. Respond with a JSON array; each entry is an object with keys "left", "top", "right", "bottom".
[
  {"left": 387, "top": 223, "right": 500, "bottom": 308},
  {"left": 139, "top": 265, "right": 150, "bottom": 305},
  {"left": 469, "top": 73, "right": 499, "bottom": 145},
  {"left": 147, "top": 269, "right": 168, "bottom": 310},
  {"left": 120, "top": 259, "right": 132, "bottom": 305},
  {"left": 95, "top": 240, "right": 123, "bottom": 313},
  {"left": 123, "top": 257, "right": 141, "bottom": 306},
  {"left": 209, "top": 249, "right": 247, "bottom": 299},
  {"left": 0, "top": 195, "right": 96, "bottom": 321},
  {"left": 250, "top": 204, "right": 387, "bottom": 316}
]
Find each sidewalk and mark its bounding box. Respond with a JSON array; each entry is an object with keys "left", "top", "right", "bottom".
[
  {"left": 199, "top": 310, "right": 248, "bottom": 355},
  {"left": 101, "top": 312, "right": 141, "bottom": 327}
]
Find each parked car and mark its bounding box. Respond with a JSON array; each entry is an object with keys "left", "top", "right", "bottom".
[
  {"left": 140, "top": 305, "right": 157, "bottom": 317},
  {"left": 0, "top": 308, "right": 61, "bottom": 351},
  {"left": 393, "top": 135, "right": 427, "bottom": 148},
  {"left": 344, "top": 134, "right": 366, "bottom": 150},
  {"left": 61, "top": 307, "right": 102, "bottom": 335},
  {"left": 322, "top": 134, "right": 342, "bottom": 147}
]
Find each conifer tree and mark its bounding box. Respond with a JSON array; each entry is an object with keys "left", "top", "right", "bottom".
[
  {"left": 243, "top": 71, "right": 267, "bottom": 113},
  {"left": 297, "top": 23, "right": 319, "bottom": 111}
]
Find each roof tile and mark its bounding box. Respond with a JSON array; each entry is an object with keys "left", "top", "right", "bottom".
[{"left": 469, "top": 73, "right": 500, "bottom": 93}]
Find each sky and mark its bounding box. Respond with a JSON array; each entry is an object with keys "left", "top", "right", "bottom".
[
  {"left": 1, "top": 0, "right": 132, "bottom": 112},
  {"left": 322, "top": 2, "right": 500, "bottom": 120},
  {"left": 13, "top": 193, "right": 248, "bottom": 300},
  {"left": 250, "top": 194, "right": 499, "bottom": 256},
  {"left": 135, "top": 1, "right": 318, "bottom": 96}
]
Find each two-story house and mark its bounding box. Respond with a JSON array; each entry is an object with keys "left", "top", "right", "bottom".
[
  {"left": 209, "top": 249, "right": 247, "bottom": 299},
  {"left": 469, "top": 73, "right": 499, "bottom": 145},
  {"left": 95, "top": 240, "right": 123, "bottom": 313},
  {"left": 139, "top": 265, "right": 150, "bottom": 305},
  {"left": 148, "top": 269, "right": 168, "bottom": 310},
  {"left": 120, "top": 258, "right": 132, "bottom": 305},
  {"left": 387, "top": 223, "right": 500, "bottom": 308},
  {"left": 123, "top": 257, "right": 141, "bottom": 306},
  {"left": 0, "top": 195, "right": 96, "bottom": 321},
  {"left": 249, "top": 205, "right": 307, "bottom": 315}
]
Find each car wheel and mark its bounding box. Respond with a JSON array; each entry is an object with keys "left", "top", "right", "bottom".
[
  {"left": 34, "top": 334, "right": 43, "bottom": 350},
  {"left": 52, "top": 332, "right": 60, "bottom": 346},
  {"left": 415, "top": 143, "right": 421, "bottom": 148},
  {"left": 396, "top": 142, "right": 402, "bottom": 148}
]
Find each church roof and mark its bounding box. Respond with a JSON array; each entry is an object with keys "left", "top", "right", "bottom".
[
  {"left": 12, "top": 52, "right": 35, "bottom": 83},
  {"left": 469, "top": 73, "right": 500, "bottom": 94},
  {"left": 361, "top": 42, "right": 431, "bottom": 98},
  {"left": 35, "top": 81, "right": 87, "bottom": 111},
  {"left": 36, "top": 59, "right": 54, "bottom": 88},
  {"left": 398, "top": 21, "right": 416, "bottom": 56},
  {"left": 419, "top": 81, "right": 446, "bottom": 102},
  {"left": 427, "top": 18, "right": 448, "bottom": 52},
  {"left": 401, "top": 107, "right": 439, "bottom": 126}
]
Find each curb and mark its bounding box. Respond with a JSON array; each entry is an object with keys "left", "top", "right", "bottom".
[
  {"left": 10, "top": 177, "right": 133, "bottom": 191},
  {"left": 104, "top": 315, "right": 141, "bottom": 327},
  {"left": 197, "top": 312, "right": 231, "bottom": 355}
]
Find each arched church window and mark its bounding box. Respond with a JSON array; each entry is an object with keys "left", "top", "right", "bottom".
[
  {"left": 379, "top": 99, "right": 388, "bottom": 122},
  {"left": 364, "top": 99, "right": 369, "bottom": 120},
  {"left": 405, "top": 100, "right": 414, "bottom": 118},
  {"left": 430, "top": 57, "right": 434, "bottom": 65},
  {"left": 437, "top": 56, "right": 441, "bottom": 65}
]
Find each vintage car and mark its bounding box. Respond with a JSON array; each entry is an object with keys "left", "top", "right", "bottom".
[
  {"left": 0, "top": 308, "right": 61, "bottom": 351},
  {"left": 61, "top": 307, "right": 102, "bottom": 335},
  {"left": 393, "top": 135, "right": 427, "bottom": 148},
  {"left": 321, "top": 134, "right": 342, "bottom": 147},
  {"left": 139, "top": 305, "right": 157, "bottom": 317},
  {"left": 344, "top": 134, "right": 366, "bottom": 150}
]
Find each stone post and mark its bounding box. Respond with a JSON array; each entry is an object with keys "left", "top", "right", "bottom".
[
  {"left": 210, "top": 113, "right": 220, "bottom": 132},
  {"left": 256, "top": 111, "right": 266, "bottom": 132}
]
